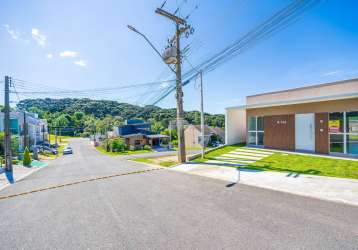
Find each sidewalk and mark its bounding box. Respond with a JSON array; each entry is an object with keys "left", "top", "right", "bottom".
[
  {"left": 0, "top": 161, "right": 48, "bottom": 192},
  {"left": 171, "top": 163, "right": 358, "bottom": 206}
]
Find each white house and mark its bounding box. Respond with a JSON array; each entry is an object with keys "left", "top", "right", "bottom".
[{"left": 0, "top": 111, "right": 48, "bottom": 150}]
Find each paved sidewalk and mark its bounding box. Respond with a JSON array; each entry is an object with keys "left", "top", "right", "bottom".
[
  {"left": 0, "top": 163, "right": 48, "bottom": 191},
  {"left": 171, "top": 163, "right": 358, "bottom": 206}
]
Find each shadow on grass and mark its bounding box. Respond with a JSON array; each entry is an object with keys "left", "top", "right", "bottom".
[
  {"left": 248, "top": 159, "right": 322, "bottom": 177},
  {"left": 193, "top": 157, "right": 324, "bottom": 177},
  {"left": 187, "top": 160, "right": 264, "bottom": 172}
]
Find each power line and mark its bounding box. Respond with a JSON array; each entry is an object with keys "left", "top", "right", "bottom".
[{"left": 147, "top": 0, "right": 322, "bottom": 106}]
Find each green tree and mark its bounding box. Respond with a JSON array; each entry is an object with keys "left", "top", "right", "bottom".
[
  {"left": 23, "top": 147, "right": 31, "bottom": 166},
  {"left": 151, "top": 121, "right": 164, "bottom": 134}
]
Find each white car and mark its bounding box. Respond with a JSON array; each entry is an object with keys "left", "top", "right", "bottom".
[{"left": 63, "top": 146, "right": 73, "bottom": 155}]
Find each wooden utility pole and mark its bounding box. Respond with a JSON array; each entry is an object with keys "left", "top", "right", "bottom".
[
  {"left": 199, "top": 71, "right": 205, "bottom": 158},
  {"left": 23, "top": 111, "right": 28, "bottom": 149},
  {"left": 155, "top": 7, "right": 190, "bottom": 163},
  {"left": 4, "top": 76, "right": 12, "bottom": 172}
]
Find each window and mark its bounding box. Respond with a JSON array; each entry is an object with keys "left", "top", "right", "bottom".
[
  {"left": 248, "top": 132, "right": 256, "bottom": 145},
  {"left": 257, "top": 116, "right": 264, "bottom": 131},
  {"left": 248, "top": 117, "right": 256, "bottom": 131},
  {"left": 247, "top": 116, "right": 264, "bottom": 146},
  {"left": 329, "top": 111, "right": 358, "bottom": 155},
  {"left": 346, "top": 111, "right": 358, "bottom": 133},
  {"left": 347, "top": 135, "right": 358, "bottom": 154},
  {"left": 329, "top": 134, "right": 344, "bottom": 153},
  {"left": 329, "top": 112, "right": 343, "bottom": 133}
]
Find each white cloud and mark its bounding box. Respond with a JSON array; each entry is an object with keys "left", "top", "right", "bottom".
[
  {"left": 160, "top": 82, "right": 170, "bottom": 88},
  {"left": 46, "top": 53, "right": 53, "bottom": 59},
  {"left": 322, "top": 70, "right": 341, "bottom": 76},
  {"left": 60, "top": 50, "right": 78, "bottom": 58},
  {"left": 3, "top": 24, "right": 20, "bottom": 40},
  {"left": 31, "top": 28, "right": 47, "bottom": 47},
  {"left": 73, "top": 60, "right": 87, "bottom": 67}
]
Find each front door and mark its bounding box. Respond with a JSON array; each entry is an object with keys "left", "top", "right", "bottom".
[{"left": 295, "top": 113, "right": 315, "bottom": 151}]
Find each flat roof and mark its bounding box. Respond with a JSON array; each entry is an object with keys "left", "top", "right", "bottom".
[
  {"left": 247, "top": 77, "right": 358, "bottom": 98},
  {"left": 122, "top": 133, "right": 144, "bottom": 138},
  {"left": 146, "top": 134, "right": 169, "bottom": 139}
]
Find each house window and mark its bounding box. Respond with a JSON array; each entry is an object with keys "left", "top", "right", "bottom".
[
  {"left": 346, "top": 111, "right": 358, "bottom": 154},
  {"left": 248, "top": 116, "right": 264, "bottom": 146},
  {"left": 329, "top": 111, "right": 358, "bottom": 155},
  {"left": 135, "top": 140, "right": 141, "bottom": 146}
]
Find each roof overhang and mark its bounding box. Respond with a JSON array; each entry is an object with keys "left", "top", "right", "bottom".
[{"left": 246, "top": 92, "right": 358, "bottom": 110}]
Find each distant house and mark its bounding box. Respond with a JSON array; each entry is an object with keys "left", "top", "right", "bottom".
[
  {"left": 184, "top": 125, "right": 224, "bottom": 148},
  {"left": 113, "top": 120, "right": 169, "bottom": 148},
  {"left": 0, "top": 111, "right": 48, "bottom": 150}
]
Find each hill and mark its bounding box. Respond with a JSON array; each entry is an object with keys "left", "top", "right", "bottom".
[{"left": 17, "top": 98, "right": 225, "bottom": 132}]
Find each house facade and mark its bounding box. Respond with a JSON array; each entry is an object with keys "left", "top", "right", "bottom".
[
  {"left": 226, "top": 78, "right": 358, "bottom": 157},
  {"left": 0, "top": 111, "right": 48, "bottom": 150},
  {"left": 184, "top": 124, "right": 225, "bottom": 148},
  {"left": 114, "top": 120, "right": 169, "bottom": 148}
]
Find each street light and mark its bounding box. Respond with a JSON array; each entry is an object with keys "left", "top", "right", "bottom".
[{"left": 127, "top": 25, "right": 176, "bottom": 74}]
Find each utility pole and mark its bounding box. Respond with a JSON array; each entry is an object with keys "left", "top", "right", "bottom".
[
  {"left": 55, "top": 127, "right": 58, "bottom": 145},
  {"left": 199, "top": 71, "right": 205, "bottom": 158},
  {"left": 4, "top": 76, "right": 12, "bottom": 172},
  {"left": 155, "top": 7, "right": 193, "bottom": 163},
  {"left": 23, "top": 111, "right": 28, "bottom": 149},
  {"left": 42, "top": 124, "right": 45, "bottom": 144}
]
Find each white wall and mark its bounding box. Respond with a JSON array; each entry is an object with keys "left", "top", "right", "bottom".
[
  {"left": 225, "top": 107, "right": 246, "bottom": 145},
  {"left": 247, "top": 78, "right": 358, "bottom": 108}
]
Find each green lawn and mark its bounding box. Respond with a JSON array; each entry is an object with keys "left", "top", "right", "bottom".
[
  {"left": 96, "top": 146, "right": 152, "bottom": 156},
  {"left": 192, "top": 143, "right": 246, "bottom": 163},
  {"left": 130, "top": 157, "right": 177, "bottom": 167},
  {"left": 192, "top": 144, "right": 358, "bottom": 179},
  {"left": 250, "top": 153, "right": 358, "bottom": 179}
]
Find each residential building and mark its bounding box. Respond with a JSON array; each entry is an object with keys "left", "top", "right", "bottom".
[
  {"left": 226, "top": 78, "right": 358, "bottom": 157},
  {"left": 0, "top": 111, "right": 48, "bottom": 150},
  {"left": 114, "top": 120, "right": 168, "bottom": 148},
  {"left": 184, "top": 124, "right": 225, "bottom": 148}
]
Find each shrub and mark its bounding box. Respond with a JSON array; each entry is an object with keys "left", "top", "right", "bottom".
[
  {"left": 172, "top": 140, "right": 178, "bottom": 147},
  {"left": 111, "top": 138, "right": 126, "bottom": 152},
  {"left": 23, "top": 147, "right": 32, "bottom": 166},
  {"left": 143, "top": 145, "right": 151, "bottom": 150}
]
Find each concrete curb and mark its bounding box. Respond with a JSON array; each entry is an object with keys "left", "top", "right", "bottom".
[
  {"left": 0, "top": 165, "right": 49, "bottom": 193},
  {"left": 170, "top": 165, "right": 358, "bottom": 207}
]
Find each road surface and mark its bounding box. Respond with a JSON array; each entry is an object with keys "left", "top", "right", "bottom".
[{"left": 0, "top": 138, "right": 357, "bottom": 249}]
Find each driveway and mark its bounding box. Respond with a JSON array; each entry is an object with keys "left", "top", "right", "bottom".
[{"left": 0, "top": 138, "right": 357, "bottom": 249}]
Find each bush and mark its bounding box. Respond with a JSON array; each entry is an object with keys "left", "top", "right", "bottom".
[
  {"left": 111, "top": 138, "right": 127, "bottom": 152},
  {"left": 23, "top": 147, "right": 32, "bottom": 166},
  {"left": 143, "top": 145, "right": 151, "bottom": 150},
  {"left": 172, "top": 140, "right": 178, "bottom": 147}
]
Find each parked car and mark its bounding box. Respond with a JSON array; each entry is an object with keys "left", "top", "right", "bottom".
[
  {"left": 43, "top": 146, "right": 58, "bottom": 155},
  {"left": 63, "top": 146, "right": 73, "bottom": 155},
  {"left": 211, "top": 141, "right": 222, "bottom": 147}
]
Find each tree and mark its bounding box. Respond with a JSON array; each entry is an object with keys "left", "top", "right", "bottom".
[
  {"left": 73, "top": 111, "right": 85, "bottom": 121},
  {"left": 161, "top": 128, "right": 177, "bottom": 141},
  {"left": 0, "top": 133, "right": 19, "bottom": 156},
  {"left": 151, "top": 121, "right": 164, "bottom": 134},
  {"left": 23, "top": 147, "right": 31, "bottom": 166}
]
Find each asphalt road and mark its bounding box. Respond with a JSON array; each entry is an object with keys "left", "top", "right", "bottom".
[{"left": 0, "top": 138, "right": 357, "bottom": 250}]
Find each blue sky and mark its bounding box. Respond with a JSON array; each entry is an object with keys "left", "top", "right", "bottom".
[{"left": 0, "top": 0, "right": 357, "bottom": 114}]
